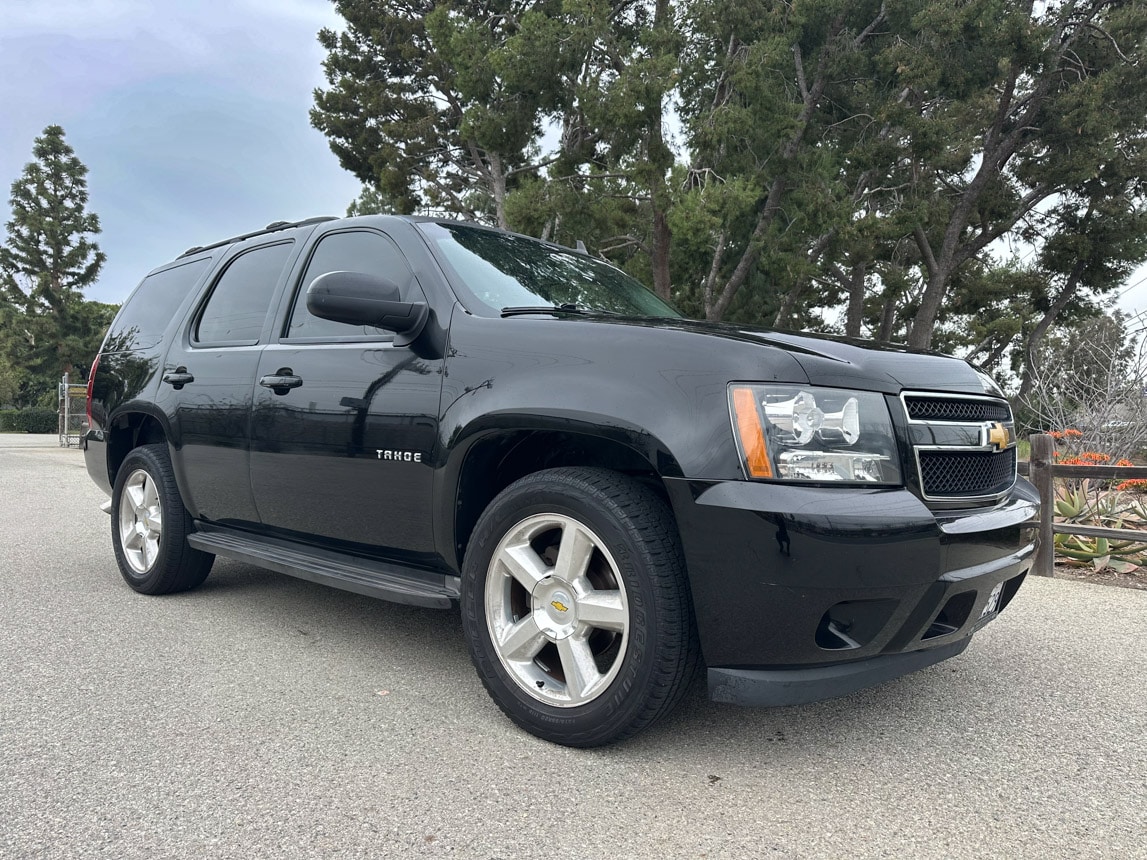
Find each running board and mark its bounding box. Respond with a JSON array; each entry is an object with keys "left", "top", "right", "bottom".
[{"left": 187, "top": 527, "right": 460, "bottom": 609}]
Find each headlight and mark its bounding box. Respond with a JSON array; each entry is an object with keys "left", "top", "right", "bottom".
[{"left": 728, "top": 384, "right": 901, "bottom": 484}]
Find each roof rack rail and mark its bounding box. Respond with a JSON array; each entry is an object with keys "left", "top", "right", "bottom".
[{"left": 178, "top": 216, "right": 339, "bottom": 258}]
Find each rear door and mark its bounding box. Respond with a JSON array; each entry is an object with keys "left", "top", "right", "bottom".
[
  {"left": 161, "top": 238, "right": 299, "bottom": 527},
  {"left": 249, "top": 227, "right": 444, "bottom": 565}
]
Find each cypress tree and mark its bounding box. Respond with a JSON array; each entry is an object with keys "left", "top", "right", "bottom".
[{"left": 0, "top": 125, "right": 113, "bottom": 404}]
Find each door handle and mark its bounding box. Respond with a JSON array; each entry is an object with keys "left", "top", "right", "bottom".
[
  {"left": 162, "top": 369, "right": 194, "bottom": 389},
  {"left": 259, "top": 370, "right": 303, "bottom": 394}
]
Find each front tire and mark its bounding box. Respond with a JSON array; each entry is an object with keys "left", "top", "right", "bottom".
[
  {"left": 461, "top": 468, "right": 698, "bottom": 747},
  {"left": 111, "top": 444, "right": 213, "bottom": 595}
]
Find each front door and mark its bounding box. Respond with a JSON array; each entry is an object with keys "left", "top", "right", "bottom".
[{"left": 249, "top": 228, "right": 443, "bottom": 565}]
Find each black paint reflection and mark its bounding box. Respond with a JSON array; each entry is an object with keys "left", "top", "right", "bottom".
[
  {"left": 89, "top": 327, "right": 159, "bottom": 430},
  {"left": 250, "top": 344, "right": 443, "bottom": 560}
]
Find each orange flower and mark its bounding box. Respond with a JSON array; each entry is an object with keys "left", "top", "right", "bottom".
[
  {"left": 1049, "top": 430, "right": 1063, "bottom": 439},
  {"left": 1064, "top": 429, "right": 1083, "bottom": 438}
]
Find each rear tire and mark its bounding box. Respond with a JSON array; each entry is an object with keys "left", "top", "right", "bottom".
[
  {"left": 461, "top": 467, "right": 698, "bottom": 747},
  {"left": 111, "top": 444, "right": 213, "bottom": 595}
]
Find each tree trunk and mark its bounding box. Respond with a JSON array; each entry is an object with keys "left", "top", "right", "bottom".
[
  {"left": 907, "top": 268, "right": 949, "bottom": 349},
  {"left": 877, "top": 288, "right": 898, "bottom": 342},
  {"left": 647, "top": 0, "right": 673, "bottom": 302},
  {"left": 844, "top": 261, "right": 867, "bottom": 337},
  {"left": 487, "top": 152, "right": 509, "bottom": 230},
  {"left": 1018, "top": 259, "right": 1088, "bottom": 399},
  {"left": 651, "top": 206, "right": 671, "bottom": 301}
]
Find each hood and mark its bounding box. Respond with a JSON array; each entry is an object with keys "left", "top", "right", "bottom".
[
  {"left": 576, "top": 315, "right": 1004, "bottom": 397},
  {"left": 738, "top": 328, "right": 1003, "bottom": 396}
]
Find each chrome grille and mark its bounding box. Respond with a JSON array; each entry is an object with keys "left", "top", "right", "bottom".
[
  {"left": 902, "top": 391, "right": 1017, "bottom": 504},
  {"left": 904, "top": 396, "right": 1011, "bottom": 423},
  {"left": 918, "top": 448, "right": 1017, "bottom": 498}
]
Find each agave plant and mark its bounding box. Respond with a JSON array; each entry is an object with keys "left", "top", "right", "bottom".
[
  {"left": 1053, "top": 480, "right": 1147, "bottom": 574},
  {"left": 1054, "top": 533, "right": 1146, "bottom": 573}
]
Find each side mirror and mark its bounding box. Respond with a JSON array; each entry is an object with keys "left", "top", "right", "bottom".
[{"left": 305, "top": 271, "right": 429, "bottom": 346}]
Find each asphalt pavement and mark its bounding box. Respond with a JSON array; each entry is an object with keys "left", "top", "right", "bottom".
[{"left": 2, "top": 433, "right": 1145, "bottom": 859}]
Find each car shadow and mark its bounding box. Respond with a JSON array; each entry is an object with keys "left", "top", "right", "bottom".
[{"left": 174, "top": 557, "right": 1020, "bottom": 761}]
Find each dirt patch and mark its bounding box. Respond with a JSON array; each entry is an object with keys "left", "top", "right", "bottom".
[{"left": 1051, "top": 563, "right": 1147, "bottom": 590}]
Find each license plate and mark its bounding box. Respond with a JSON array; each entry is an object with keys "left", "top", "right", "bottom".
[{"left": 979, "top": 582, "right": 1004, "bottom": 619}]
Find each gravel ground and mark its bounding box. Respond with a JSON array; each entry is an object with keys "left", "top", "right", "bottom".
[{"left": 2, "top": 434, "right": 1145, "bottom": 859}]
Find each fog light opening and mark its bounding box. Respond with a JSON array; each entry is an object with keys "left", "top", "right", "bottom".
[
  {"left": 923, "top": 591, "right": 976, "bottom": 640},
  {"left": 815, "top": 599, "right": 899, "bottom": 652}
]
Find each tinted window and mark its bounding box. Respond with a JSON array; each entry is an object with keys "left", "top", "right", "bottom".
[
  {"left": 105, "top": 258, "right": 212, "bottom": 352},
  {"left": 196, "top": 242, "right": 293, "bottom": 345},
  {"left": 420, "top": 222, "right": 679, "bottom": 318},
  {"left": 285, "top": 230, "right": 416, "bottom": 340}
]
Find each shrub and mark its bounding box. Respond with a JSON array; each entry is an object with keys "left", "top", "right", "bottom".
[{"left": 0, "top": 408, "right": 58, "bottom": 433}]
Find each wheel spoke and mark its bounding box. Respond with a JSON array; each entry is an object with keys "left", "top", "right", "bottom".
[
  {"left": 552, "top": 522, "right": 595, "bottom": 584},
  {"left": 557, "top": 636, "right": 602, "bottom": 704},
  {"left": 576, "top": 590, "right": 627, "bottom": 633},
  {"left": 498, "top": 542, "right": 548, "bottom": 590},
  {"left": 125, "top": 482, "right": 147, "bottom": 514},
  {"left": 498, "top": 615, "right": 548, "bottom": 662},
  {"left": 123, "top": 529, "right": 144, "bottom": 552},
  {"left": 142, "top": 535, "right": 158, "bottom": 568}
]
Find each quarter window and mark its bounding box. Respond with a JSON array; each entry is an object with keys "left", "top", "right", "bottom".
[
  {"left": 196, "top": 242, "right": 294, "bottom": 345},
  {"left": 105, "top": 257, "right": 212, "bottom": 352},
  {"left": 286, "top": 231, "right": 417, "bottom": 340}
]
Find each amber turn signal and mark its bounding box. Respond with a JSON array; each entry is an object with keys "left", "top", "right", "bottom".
[{"left": 731, "top": 386, "right": 773, "bottom": 478}]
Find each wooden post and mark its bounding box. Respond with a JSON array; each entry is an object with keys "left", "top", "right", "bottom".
[{"left": 1030, "top": 433, "right": 1055, "bottom": 577}]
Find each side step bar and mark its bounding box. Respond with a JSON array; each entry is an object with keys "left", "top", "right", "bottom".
[{"left": 187, "top": 527, "right": 460, "bottom": 609}]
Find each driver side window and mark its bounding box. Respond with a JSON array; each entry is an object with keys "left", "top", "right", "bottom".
[{"left": 286, "top": 230, "right": 417, "bottom": 341}]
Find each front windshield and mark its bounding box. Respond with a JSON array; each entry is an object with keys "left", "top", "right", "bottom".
[{"left": 420, "top": 222, "right": 680, "bottom": 318}]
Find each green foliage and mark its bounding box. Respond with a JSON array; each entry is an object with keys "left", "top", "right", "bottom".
[
  {"left": 314, "top": 0, "right": 1147, "bottom": 360},
  {"left": 313, "top": 0, "right": 573, "bottom": 227},
  {"left": 0, "top": 125, "right": 105, "bottom": 300},
  {"left": 0, "top": 126, "right": 113, "bottom": 406},
  {"left": 346, "top": 185, "right": 398, "bottom": 217},
  {"left": 0, "top": 407, "right": 57, "bottom": 434},
  {"left": 0, "top": 353, "right": 21, "bottom": 407}
]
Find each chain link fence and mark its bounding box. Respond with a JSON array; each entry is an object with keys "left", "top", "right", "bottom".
[{"left": 58, "top": 373, "right": 87, "bottom": 448}]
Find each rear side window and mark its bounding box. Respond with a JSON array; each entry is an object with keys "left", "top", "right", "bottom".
[
  {"left": 104, "top": 258, "right": 212, "bottom": 352},
  {"left": 196, "top": 242, "right": 294, "bottom": 345},
  {"left": 285, "top": 230, "right": 417, "bottom": 341}
]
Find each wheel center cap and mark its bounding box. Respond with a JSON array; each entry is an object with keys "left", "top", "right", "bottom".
[{"left": 532, "top": 578, "right": 578, "bottom": 639}]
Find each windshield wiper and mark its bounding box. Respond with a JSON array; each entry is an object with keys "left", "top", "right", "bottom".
[
  {"left": 500, "top": 304, "right": 622, "bottom": 318},
  {"left": 501, "top": 303, "right": 586, "bottom": 317}
]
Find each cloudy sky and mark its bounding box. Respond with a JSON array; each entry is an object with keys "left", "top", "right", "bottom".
[
  {"left": 1, "top": 0, "right": 362, "bottom": 305},
  {"left": 3, "top": 1, "right": 1146, "bottom": 321}
]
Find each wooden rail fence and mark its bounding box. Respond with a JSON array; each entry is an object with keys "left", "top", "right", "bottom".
[{"left": 1024, "top": 433, "right": 1147, "bottom": 577}]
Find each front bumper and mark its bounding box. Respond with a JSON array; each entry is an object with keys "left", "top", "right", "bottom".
[
  {"left": 709, "top": 637, "right": 970, "bottom": 706},
  {"left": 664, "top": 477, "right": 1038, "bottom": 704}
]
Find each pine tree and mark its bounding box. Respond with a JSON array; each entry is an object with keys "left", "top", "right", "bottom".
[{"left": 0, "top": 125, "right": 111, "bottom": 403}]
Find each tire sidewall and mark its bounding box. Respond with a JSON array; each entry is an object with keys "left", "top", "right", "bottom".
[
  {"left": 111, "top": 447, "right": 168, "bottom": 592},
  {"left": 462, "top": 473, "right": 668, "bottom": 744}
]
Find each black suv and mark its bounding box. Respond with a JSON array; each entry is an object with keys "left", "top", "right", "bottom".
[{"left": 84, "top": 215, "right": 1038, "bottom": 746}]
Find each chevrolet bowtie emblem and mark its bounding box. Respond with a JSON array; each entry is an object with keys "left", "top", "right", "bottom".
[
  {"left": 550, "top": 600, "right": 569, "bottom": 613},
  {"left": 985, "top": 421, "right": 1013, "bottom": 451}
]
